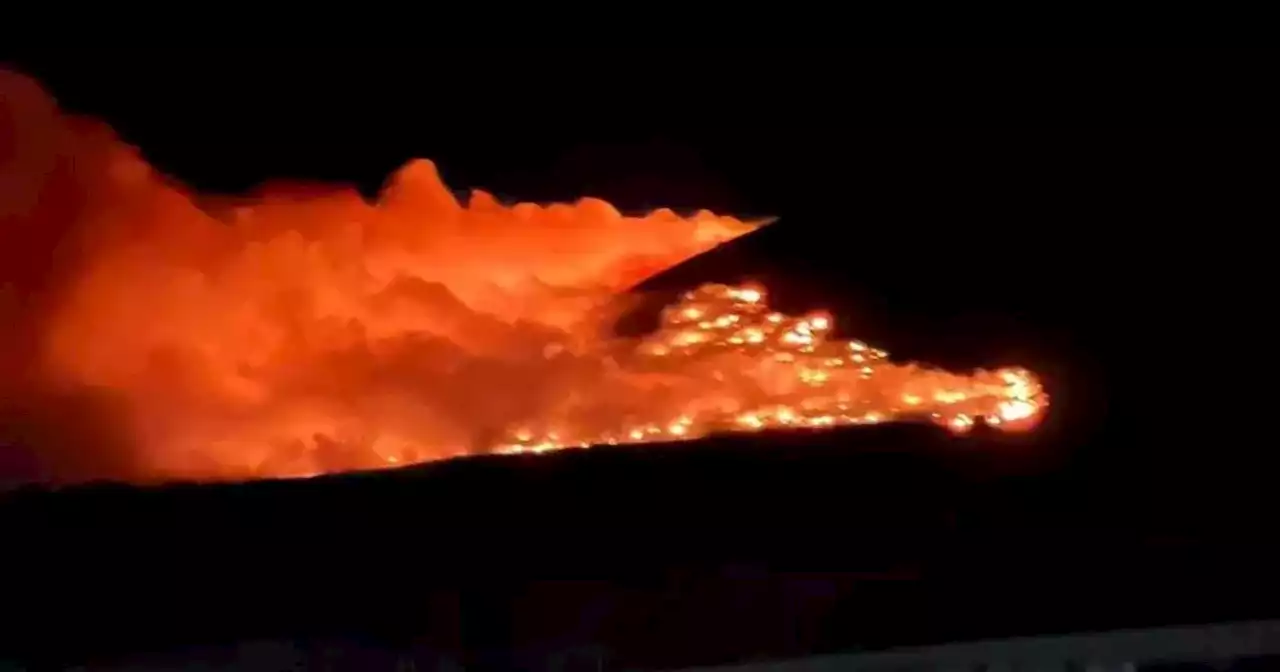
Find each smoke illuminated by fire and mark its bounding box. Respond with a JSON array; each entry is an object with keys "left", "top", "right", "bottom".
[{"left": 0, "top": 68, "right": 1045, "bottom": 484}]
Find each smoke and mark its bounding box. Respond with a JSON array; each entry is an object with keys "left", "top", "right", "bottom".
[{"left": 0, "top": 69, "right": 757, "bottom": 484}]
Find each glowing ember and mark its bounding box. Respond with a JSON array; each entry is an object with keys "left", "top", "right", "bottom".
[
  {"left": 494, "top": 283, "right": 1046, "bottom": 454},
  {"left": 0, "top": 68, "right": 1046, "bottom": 484}
]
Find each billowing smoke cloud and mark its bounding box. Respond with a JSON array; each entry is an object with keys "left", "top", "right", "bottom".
[
  {"left": 2, "top": 69, "right": 1050, "bottom": 487},
  {"left": 0, "top": 69, "right": 757, "bottom": 484}
]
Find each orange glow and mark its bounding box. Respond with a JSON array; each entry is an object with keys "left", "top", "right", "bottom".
[
  {"left": 492, "top": 283, "right": 1046, "bottom": 455},
  {"left": 0, "top": 69, "right": 1046, "bottom": 483}
]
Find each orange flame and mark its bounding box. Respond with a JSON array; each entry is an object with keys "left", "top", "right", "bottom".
[
  {"left": 0, "top": 69, "right": 1046, "bottom": 483},
  {"left": 495, "top": 283, "right": 1045, "bottom": 455}
]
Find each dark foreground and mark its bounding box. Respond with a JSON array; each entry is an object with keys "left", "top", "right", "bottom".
[{"left": 2, "top": 420, "right": 1277, "bottom": 670}]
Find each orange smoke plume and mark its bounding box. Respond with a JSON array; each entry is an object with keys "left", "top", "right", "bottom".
[{"left": 0, "top": 68, "right": 1045, "bottom": 485}]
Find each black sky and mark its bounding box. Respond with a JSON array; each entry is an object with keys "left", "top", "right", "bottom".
[
  {"left": 4, "top": 47, "right": 1277, "bottom": 512},
  {"left": 24, "top": 58, "right": 1271, "bottom": 428}
]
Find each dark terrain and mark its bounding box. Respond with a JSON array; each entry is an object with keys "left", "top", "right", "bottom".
[{"left": 4, "top": 418, "right": 1278, "bottom": 669}]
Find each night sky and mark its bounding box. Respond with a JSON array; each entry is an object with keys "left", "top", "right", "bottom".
[{"left": 8, "top": 49, "right": 1269, "bottom": 490}]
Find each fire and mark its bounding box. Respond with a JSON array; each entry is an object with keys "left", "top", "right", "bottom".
[
  {"left": 0, "top": 68, "right": 1046, "bottom": 484},
  {"left": 495, "top": 284, "right": 1045, "bottom": 454}
]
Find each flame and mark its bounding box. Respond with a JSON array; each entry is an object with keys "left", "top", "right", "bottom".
[
  {"left": 495, "top": 284, "right": 1046, "bottom": 454},
  {"left": 0, "top": 69, "right": 1046, "bottom": 484}
]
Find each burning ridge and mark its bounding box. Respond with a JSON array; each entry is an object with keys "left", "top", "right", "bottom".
[{"left": 0, "top": 67, "right": 1046, "bottom": 485}]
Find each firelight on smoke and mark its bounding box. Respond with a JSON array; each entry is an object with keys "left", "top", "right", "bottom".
[{"left": 0, "top": 68, "right": 1046, "bottom": 484}]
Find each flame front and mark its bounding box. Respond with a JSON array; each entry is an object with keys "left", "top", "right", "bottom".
[
  {"left": 0, "top": 68, "right": 1046, "bottom": 484},
  {"left": 495, "top": 283, "right": 1045, "bottom": 455}
]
